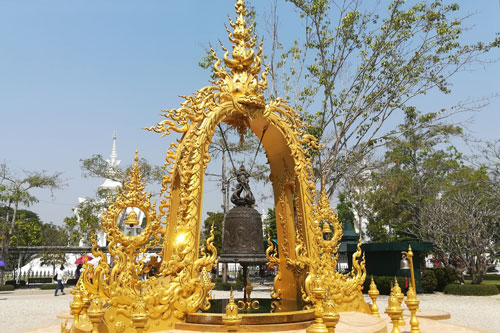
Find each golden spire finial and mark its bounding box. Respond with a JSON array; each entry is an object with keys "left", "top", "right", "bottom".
[
  {"left": 223, "top": 0, "right": 259, "bottom": 74},
  {"left": 210, "top": 0, "right": 267, "bottom": 110}
]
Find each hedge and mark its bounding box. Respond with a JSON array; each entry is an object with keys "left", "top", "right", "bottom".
[
  {"left": 214, "top": 281, "right": 244, "bottom": 291},
  {"left": 5, "top": 280, "right": 26, "bottom": 289},
  {"left": 362, "top": 276, "right": 406, "bottom": 295},
  {"left": 0, "top": 285, "right": 15, "bottom": 291},
  {"left": 40, "top": 284, "right": 58, "bottom": 290},
  {"left": 66, "top": 278, "right": 78, "bottom": 286},
  {"left": 444, "top": 283, "right": 499, "bottom": 296},
  {"left": 431, "top": 268, "right": 456, "bottom": 291}
]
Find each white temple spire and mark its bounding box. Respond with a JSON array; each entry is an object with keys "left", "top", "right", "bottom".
[
  {"left": 110, "top": 131, "right": 118, "bottom": 166},
  {"left": 101, "top": 131, "right": 122, "bottom": 190},
  {"left": 106, "top": 131, "right": 121, "bottom": 169}
]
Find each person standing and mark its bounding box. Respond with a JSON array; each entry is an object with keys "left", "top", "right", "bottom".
[
  {"left": 75, "top": 264, "right": 82, "bottom": 281},
  {"left": 54, "top": 265, "right": 66, "bottom": 296}
]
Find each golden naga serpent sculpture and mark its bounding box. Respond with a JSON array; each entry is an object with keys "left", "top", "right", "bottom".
[{"left": 65, "top": 1, "right": 370, "bottom": 332}]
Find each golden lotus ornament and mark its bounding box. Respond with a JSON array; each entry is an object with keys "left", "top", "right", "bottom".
[{"left": 66, "top": 0, "right": 372, "bottom": 332}]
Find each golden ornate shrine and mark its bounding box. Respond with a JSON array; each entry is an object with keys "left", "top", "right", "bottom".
[{"left": 66, "top": 1, "right": 371, "bottom": 332}]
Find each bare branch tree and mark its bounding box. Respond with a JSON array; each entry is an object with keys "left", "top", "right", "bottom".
[{"left": 417, "top": 173, "right": 500, "bottom": 284}]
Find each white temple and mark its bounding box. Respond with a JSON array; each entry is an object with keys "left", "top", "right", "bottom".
[
  {"left": 18, "top": 133, "right": 145, "bottom": 277},
  {"left": 77, "top": 132, "right": 123, "bottom": 247},
  {"left": 76, "top": 132, "right": 146, "bottom": 246},
  {"left": 98, "top": 131, "right": 122, "bottom": 191}
]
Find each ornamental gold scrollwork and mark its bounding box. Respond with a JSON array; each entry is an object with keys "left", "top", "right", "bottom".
[
  {"left": 66, "top": 0, "right": 372, "bottom": 331},
  {"left": 71, "top": 152, "right": 217, "bottom": 332},
  {"left": 288, "top": 186, "right": 371, "bottom": 314},
  {"left": 266, "top": 233, "right": 281, "bottom": 300}
]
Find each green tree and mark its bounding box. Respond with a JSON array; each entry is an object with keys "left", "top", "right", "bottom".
[
  {"left": 39, "top": 249, "right": 66, "bottom": 275},
  {"left": 9, "top": 209, "right": 43, "bottom": 247},
  {"left": 280, "top": 0, "right": 499, "bottom": 194},
  {"left": 365, "top": 109, "right": 462, "bottom": 241},
  {"left": 336, "top": 193, "right": 355, "bottom": 228},
  {"left": 362, "top": 109, "right": 500, "bottom": 283},
  {"left": 0, "top": 163, "right": 62, "bottom": 285},
  {"left": 3, "top": 208, "right": 43, "bottom": 276},
  {"left": 202, "top": 211, "right": 224, "bottom": 255},
  {"left": 263, "top": 208, "right": 277, "bottom": 241},
  {"left": 41, "top": 222, "right": 68, "bottom": 247},
  {"left": 65, "top": 196, "right": 105, "bottom": 247},
  {"left": 81, "top": 154, "right": 164, "bottom": 185}
]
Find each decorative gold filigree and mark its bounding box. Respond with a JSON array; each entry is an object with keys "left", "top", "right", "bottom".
[
  {"left": 238, "top": 278, "right": 259, "bottom": 311},
  {"left": 288, "top": 186, "right": 370, "bottom": 315},
  {"left": 66, "top": 1, "right": 374, "bottom": 331},
  {"left": 266, "top": 233, "right": 282, "bottom": 299},
  {"left": 70, "top": 152, "right": 217, "bottom": 331}
]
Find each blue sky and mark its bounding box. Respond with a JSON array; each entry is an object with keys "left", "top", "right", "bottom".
[{"left": 0, "top": 0, "right": 499, "bottom": 225}]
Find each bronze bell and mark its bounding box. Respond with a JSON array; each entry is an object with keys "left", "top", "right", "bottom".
[
  {"left": 400, "top": 255, "right": 411, "bottom": 270},
  {"left": 219, "top": 165, "right": 267, "bottom": 265}
]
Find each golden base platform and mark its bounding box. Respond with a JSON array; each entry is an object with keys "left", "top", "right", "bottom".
[{"left": 39, "top": 310, "right": 489, "bottom": 333}]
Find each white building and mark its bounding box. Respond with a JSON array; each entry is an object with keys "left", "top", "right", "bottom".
[{"left": 76, "top": 132, "right": 144, "bottom": 246}]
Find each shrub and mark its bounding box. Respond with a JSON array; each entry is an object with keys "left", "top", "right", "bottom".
[
  {"left": 444, "top": 283, "right": 499, "bottom": 296},
  {"left": 431, "top": 268, "right": 456, "bottom": 291},
  {"left": 0, "top": 285, "right": 15, "bottom": 291},
  {"left": 362, "top": 276, "right": 406, "bottom": 295},
  {"left": 5, "top": 280, "right": 26, "bottom": 289},
  {"left": 421, "top": 270, "right": 438, "bottom": 293},
  {"left": 5, "top": 280, "right": 16, "bottom": 287},
  {"left": 66, "top": 278, "right": 78, "bottom": 286},
  {"left": 214, "top": 281, "right": 243, "bottom": 291},
  {"left": 40, "top": 284, "right": 57, "bottom": 290}
]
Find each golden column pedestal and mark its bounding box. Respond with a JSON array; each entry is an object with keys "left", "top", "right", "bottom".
[
  {"left": 405, "top": 285, "right": 421, "bottom": 333},
  {"left": 222, "top": 290, "right": 243, "bottom": 332},
  {"left": 322, "top": 300, "right": 340, "bottom": 333},
  {"left": 368, "top": 276, "right": 380, "bottom": 317},
  {"left": 386, "top": 294, "right": 403, "bottom": 333},
  {"left": 131, "top": 300, "right": 149, "bottom": 333},
  {"left": 392, "top": 278, "right": 405, "bottom": 327},
  {"left": 87, "top": 298, "right": 105, "bottom": 333}
]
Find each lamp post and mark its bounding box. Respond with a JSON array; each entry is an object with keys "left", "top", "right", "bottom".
[{"left": 400, "top": 245, "right": 416, "bottom": 293}]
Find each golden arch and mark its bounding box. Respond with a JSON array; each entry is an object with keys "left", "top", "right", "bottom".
[
  {"left": 71, "top": 1, "right": 369, "bottom": 332},
  {"left": 156, "top": 99, "right": 318, "bottom": 302},
  {"left": 147, "top": 0, "right": 367, "bottom": 310}
]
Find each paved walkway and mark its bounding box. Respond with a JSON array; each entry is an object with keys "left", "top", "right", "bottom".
[
  {"left": 1, "top": 287, "right": 500, "bottom": 332},
  {"left": 0, "top": 289, "right": 72, "bottom": 333}
]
